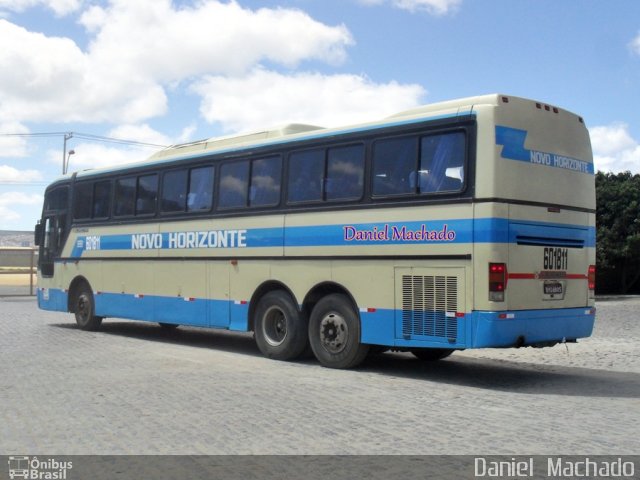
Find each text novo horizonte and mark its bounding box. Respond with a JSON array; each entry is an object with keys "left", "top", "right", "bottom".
[
  {"left": 131, "top": 230, "right": 248, "bottom": 250},
  {"left": 530, "top": 150, "right": 591, "bottom": 173},
  {"left": 343, "top": 224, "right": 456, "bottom": 242}
]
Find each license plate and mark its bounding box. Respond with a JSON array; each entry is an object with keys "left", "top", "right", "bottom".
[
  {"left": 544, "top": 282, "right": 563, "bottom": 295},
  {"left": 543, "top": 281, "right": 564, "bottom": 300}
]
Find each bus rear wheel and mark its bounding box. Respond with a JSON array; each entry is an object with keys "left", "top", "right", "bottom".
[
  {"left": 73, "top": 283, "right": 103, "bottom": 331},
  {"left": 410, "top": 348, "right": 454, "bottom": 361},
  {"left": 309, "top": 294, "right": 369, "bottom": 369},
  {"left": 254, "top": 290, "right": 309, "bottom": 361}
]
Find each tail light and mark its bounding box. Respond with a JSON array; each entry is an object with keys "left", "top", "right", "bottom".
[
  {"left": 489, "top": 263, "right": 507, "bottom": 302},
  {"left": 588, "top": 265, "right": 596, "bottom": 295}
]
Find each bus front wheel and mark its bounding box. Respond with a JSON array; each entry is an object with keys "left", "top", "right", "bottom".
[
  {"left": 309, "top": 294, "right": 369, "bottom": 369},
  {"left": 254, "top": 290, "right": 309, "bottom": 361},
  {"left": 73, "top": 283, "right": 103, "bottom": 331}
]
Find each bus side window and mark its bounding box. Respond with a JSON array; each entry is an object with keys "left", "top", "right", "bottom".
[
  {"left": 161, "top": 170, "right": 188, "bottom": 213},
  {"left": 188, "top": 166, "right": 214, "bottom": 212},
  {"left": 287, "top": 149, "right": 323, "bottom": 203},
  {"left": 372, "top": 136, "right": 418, "bottom": 196},
  {"left": 250, "top": 157, "right": 281, "bottom": 207},
  {"left": 219, "top": 161, "right": 249, "bottom": 209},
  {"left": 93, "top": 180, "right": 111, "bottom": 218},
  {"left": 136, "top": 174, "right": 158, "bottom": 215},
  {"left": 419, "top": 132, "right": 465, "bottom": 193},
  {"left": 326, "top": 144, "right": 364, "bottom": 201},
  {"left": 115, "top": 177, "right": 136, "bottom": 216}
]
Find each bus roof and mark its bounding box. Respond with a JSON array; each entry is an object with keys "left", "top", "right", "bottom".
[{"left": 68, "top": 93, "right": 548, "bottom": 180}]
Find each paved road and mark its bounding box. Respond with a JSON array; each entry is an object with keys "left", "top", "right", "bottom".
[{"left": 1, "top": 296, "right": 638, "bottom": 455}]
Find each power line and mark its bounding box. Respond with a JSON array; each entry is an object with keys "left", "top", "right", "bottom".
[
  {"left": 0, "top": 131, "right": 169, "bottom": 148},
  {"left": 0, "top": 181, "right": 48, "bottom": 186}
]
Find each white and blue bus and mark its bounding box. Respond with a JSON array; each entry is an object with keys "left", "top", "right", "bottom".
[{"left": 35, "top": 94, "right": 596, "bottom": 368}]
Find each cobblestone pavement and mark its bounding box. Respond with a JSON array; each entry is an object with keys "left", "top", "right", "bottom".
[{"left": 1, "top": 297, "right": 638, "bottom": 455}]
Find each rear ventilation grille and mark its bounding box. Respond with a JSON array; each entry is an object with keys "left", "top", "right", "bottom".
[
  {"left": 401, "top": 275, "right": 458, "bottom": 340},
  {"left": 516, "top": 235, "right": 584, "bottom": 248}
]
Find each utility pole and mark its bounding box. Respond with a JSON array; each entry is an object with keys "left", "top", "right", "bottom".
[{"left": 62, "top": 132, "right": 73, "bottom": 174}]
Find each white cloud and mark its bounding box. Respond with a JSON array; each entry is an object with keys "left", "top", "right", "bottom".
[
  {"left": 359, "top": 0, "right": 461, "bottom": 15},
  {"left": 0, "top": 165, "right": 42, "bottom": 183},
  {"left": 0, "top": 0, "right": 82, "bottom": 16},
  {"left": 192, "top": 68, "right": 426, "bottom": 133},
  {"left": 590, "top": 123, "right": 640, "bottom": 173},
  {"left": 630, "top": 31, "right": 640, "bottom": 56},
  {"left": 0, "top": 121, "right": 30, "bottom": 157},
  {"left": 0, "top": 1, "right": 353, "bottom": 125},
  {"left": 107, "top": 124, "right": 172, "bottom": 147},
  {"left": 0, "top": 191, "right": 42, "bottom": 223},
  {"left": 49, "top": 142, "right": 162, "bottom": 172}
]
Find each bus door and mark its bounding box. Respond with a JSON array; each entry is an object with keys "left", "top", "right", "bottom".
[
  {"left": 36, "top": 213, "right": 66, "bottom": 277},
  {"left": 35, "top": 186, "right": 69, "bottom": 278}
]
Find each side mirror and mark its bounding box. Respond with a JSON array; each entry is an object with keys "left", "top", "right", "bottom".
[{"left": 34, "top": 222, "right": 43, "bottom": 246}]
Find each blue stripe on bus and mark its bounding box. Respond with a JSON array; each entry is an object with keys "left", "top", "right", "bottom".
[
  {"left": 37, "top": 288, "right": 594, "bottom": 350},
  {"left": 37, "top": 288, "right": 250, "bottom": 332},
  {"left": 69, "top": 218, "right": 594, "bottom": 257},
  {"left": 496, "top": 125, "right": 594, "bottom": 175}
]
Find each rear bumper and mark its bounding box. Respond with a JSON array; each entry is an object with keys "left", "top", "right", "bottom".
[{"left": 469, "top": 307, "right": 596, "bottom": 348}]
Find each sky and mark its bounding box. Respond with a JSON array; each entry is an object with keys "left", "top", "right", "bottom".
[{"left": 0, "top": 0, "right": 639, "bottom": 230}]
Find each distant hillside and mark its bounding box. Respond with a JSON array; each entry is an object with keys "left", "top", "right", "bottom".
[{"left": 0, "top": 230, "right": 34, "bottom": 248}]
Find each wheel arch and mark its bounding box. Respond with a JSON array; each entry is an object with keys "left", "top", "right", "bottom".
[
  {"left": 67, "top": 275, "right": 92, "bottom": 313},
  {"left": 248, "top": 280, "right": 299, "bottom": 332},
  {"left": 302, "top": 281, "right": 359, "bottom": 322}
]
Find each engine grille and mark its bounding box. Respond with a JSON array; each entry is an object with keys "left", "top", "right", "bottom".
[{"left": 401, "top": 275, "right": 458, "bottom": 340}]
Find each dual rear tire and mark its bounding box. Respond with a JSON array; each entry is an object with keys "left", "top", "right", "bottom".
[
  {"left": 254, "top": 291, "right": 369, "bottom": 369},
  {"left": 254, "top": 291, "right": 309, "bottom": 361},
  {"left": 308, "top": 294, "right": 369, "bottom": 369}
]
